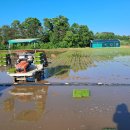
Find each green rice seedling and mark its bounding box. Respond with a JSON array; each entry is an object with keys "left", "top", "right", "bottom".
[
  {"left": 34, "top": 61, "right": 44, "bottom": 64},
  {"left": 0, "top": 59, "right": 8, "bottom": 63},
  {"left": 0, "top": 62, "right": 7, "bottom": 66},
  {"left": 0, "top": 53, "right": 7, "bottom": 57},
  {"left": 0, "top": 53, "right": 10, "bottom": 58},
  {"left": 73, "top": 89, "right": 90, "bottom": 98},
  {"left": 47, "top": 48, "right": 130, "bottom": 74},
  {"left": 34, "top": 52, "right": 44, "bottom": 57},
  {"left": 7, "top": 67, "right": 16, "bottom": 73},
  {"left": 34, "top": 58, "right": 44, "bottom": 62},
  {"left": 34, "top": 57, "right": 43, "bottom": 60}
]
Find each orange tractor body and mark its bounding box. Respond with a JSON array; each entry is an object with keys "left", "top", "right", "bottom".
[{"left": 16, "top": 60, "right": 29, "bottom": 73}]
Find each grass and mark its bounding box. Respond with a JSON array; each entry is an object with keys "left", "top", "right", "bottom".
[
  {"left": 73, "top": 89, "right": 90, "bottom": 98},
  {"left": 120, "top": 39, "right": 130, "bottom": 46}
]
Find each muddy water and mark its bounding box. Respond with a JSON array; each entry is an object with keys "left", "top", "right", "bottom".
[
  {"left": 0, "top": 55, "right": 130, "bottom": 130},
  {"left": 46, "top": 56, "right": 130, "bottom": 84},
  {"left": 0, "top": 85, "right": 130, "bottom": 130},
  {"left": 68, "top": 56, "right": 130, "bottom": 84}
]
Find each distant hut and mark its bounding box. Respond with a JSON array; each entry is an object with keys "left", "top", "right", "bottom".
[
  {"left": 8, "top": 38, "right": 39, "bottom": 49},
  {"left": 90, "top": 39, "right": 120, "bottom": 48}
]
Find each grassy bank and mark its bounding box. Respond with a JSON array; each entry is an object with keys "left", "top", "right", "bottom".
[{"left": 120, "top": 40, "right": 130, "bottom": 46}]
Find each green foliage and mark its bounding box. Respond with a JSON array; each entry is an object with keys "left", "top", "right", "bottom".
[
  {"left": 0, "top": 43, "right": 8, "bottom": 50},
  {"left": 0, "top": 25, "right": 15, "bottom": 43},
  {"left": 120, "top": 40, "right": 130, "bottom": 45},
  {"left": 21, "top": 17, "right": 42, "bottom": 38},
  {"left": 70, "top": 23, "right": 94, "bottom": 47},
  {"left": 11, "top": 20, "right": 23, "bottom": 38},
  {"left": 44, "top": 15, "right": 70, "bottom": 44},
  {"left": 0, "top": 15, "right": 130, "bottom": 49},
  {"left": 95, "top": 32, "right": 115, "bottom": 39},
  {"left": 95, "top": 32, "right": 130, "bottom": 45},
  {"left": 40, "top": 42, "right": 56, "bottom": 49}
]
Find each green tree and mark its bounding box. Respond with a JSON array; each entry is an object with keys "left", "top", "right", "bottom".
[
  {"left": 95, "top": 32, "right": 115, "bottom": 39},
  {"left": 22, "top": 17, "right": 42, "bottom": 38},
  {"left": 63, "top": 31, "right": 74, "bottom": 47},
  {"left": 43, "top": 15, "right": 70, "bottom": 44},
  {"left": 0, "top": 15, "right": 95, "bottom": 49},
  {"left": 70, "top": 23, "right": 94, "bottom": 47},
  {"left": 0, "top": 25, "right": 15, "bottom": 44},
  {"left": 11, "top": 20, "right": 24, "bottom": 38}
]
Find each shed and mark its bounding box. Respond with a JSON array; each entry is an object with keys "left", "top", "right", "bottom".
[
  {"left": 90, "top": 39, "right": 120, "bottom": 48},
  {"left": 8, "top": 38, "right": 39, "bottom": 48}
]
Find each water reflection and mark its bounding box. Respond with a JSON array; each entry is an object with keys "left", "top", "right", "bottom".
[
  {"left": 48, "top": 51, "right": 95, "bottom": 72},
  {"left": 4, "top": 98, "right": 14, "bottom": 112},
  {"left": 3, "top": 85, "right": 48, "bottom": 121},
  {"left": 45, "top": 55, "right": 130, "bottom": 84},
  {"left": 0, "top": 86, "right": 11, "bottom": 97},
  {"left": 46, "top": 51, "right": 118, "bottom": 80},
  {"left": 45, "top": 65, "right": 70, "bottom": 79}
]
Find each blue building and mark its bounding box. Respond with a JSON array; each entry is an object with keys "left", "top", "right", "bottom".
[{"left": 90, "top": 39, "right": 120, "bottom": 48}]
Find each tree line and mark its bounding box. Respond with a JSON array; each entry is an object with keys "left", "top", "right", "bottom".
[{"left": 0, "top": 15, "right": 130, "bottom": 49}]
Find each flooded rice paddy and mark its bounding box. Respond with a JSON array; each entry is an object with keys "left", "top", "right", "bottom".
[{"left": 0, "top": 48, "right": 130, "bottom": 130}]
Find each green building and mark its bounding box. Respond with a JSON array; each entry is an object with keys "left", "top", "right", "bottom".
[{"left": 90, "top": 39, "right": 120, "bottom": 48}]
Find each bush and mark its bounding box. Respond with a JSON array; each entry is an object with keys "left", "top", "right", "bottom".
[{"left": 0, "top": 44, "right": 8, "bottom": 50}]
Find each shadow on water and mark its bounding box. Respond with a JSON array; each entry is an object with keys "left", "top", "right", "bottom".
[
  {"left": 113, "top": 103, "right": 130, "bottom": 130},
  {"left": 0, "top": 93, "right": 2, "bottom": 97},
  {"left": 0, "top": 86, "right": 11, "bottom": 97}
]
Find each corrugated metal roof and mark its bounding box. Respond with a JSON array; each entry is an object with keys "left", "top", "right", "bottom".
[{"left": 8, "top": 38, "right": 39, "bottom": 44}]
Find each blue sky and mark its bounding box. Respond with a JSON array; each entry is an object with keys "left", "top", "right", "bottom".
[{"left": 0, "top": 0, "right": 130, "bottom": 35}]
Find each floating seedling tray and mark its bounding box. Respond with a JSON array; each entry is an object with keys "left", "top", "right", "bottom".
[
  {"left": 73, "top": 89, "right": 90, "bottom": 98},
  {"left": 34, "top": 52, "right": 44, "bottom": 57}
]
